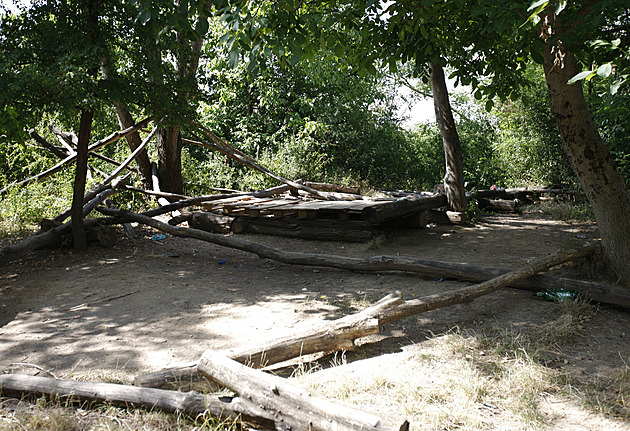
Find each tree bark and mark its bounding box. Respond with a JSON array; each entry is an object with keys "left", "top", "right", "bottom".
[
  {"left": 198, "top": 351, "right": 408, "bottom": 431},
  {"left": 0, "top": 374, "right": 275, "bottom": 428},
  {"left": 157, "top": 126, "right": 184, "bottom": 194},
  {"left": 430, "top": 61, "right": 467, "bottom": 213},
  {"left": 71, "top": 109, "right": 93, "bottom": 252},
  {"left": 543, "top": 41, "right": 630, "bottom": 286},
  {"left": 114, "top": 102, "right": 152, "bottom": 187}
]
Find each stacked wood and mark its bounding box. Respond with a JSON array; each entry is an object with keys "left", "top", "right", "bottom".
[
  {"left": 362, "top": 195, "right": 447, "bottom": 224},
  {"left": 477, "top": 198, "right": 520, "bottom": 213},
  {"left": 0, "top": 374, "right": 275, "bottom": 428}
]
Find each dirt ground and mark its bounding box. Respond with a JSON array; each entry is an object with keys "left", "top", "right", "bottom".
[{"left": 1, "top": 213, "right": 630, "bottom": 430}]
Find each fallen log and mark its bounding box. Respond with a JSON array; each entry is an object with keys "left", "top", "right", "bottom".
[
  {"left": 477, "top": 198, "right": 519, "bottom": 213},
  {"left": 304, "top": 181, "right": 360, "bottom": 195},
  {"left": 98, "top": 208, "right": 629, "bottom": 309},
  {"left": 134, "top": 293, "right": 403, "bottom": 388},
  {"left": 0, "top": 374, "right": 275, "bottom": 428},
  {"left": 0, "top": 188, "right": 117, "bottom": 266},
  {"left": 136, "top": 244, "right": 597, "bottom": 390},
  {"left": 184, "top": 132, "right": 338, "bottom": 201},
  {"left": 0, "top": 118, "right": 151, "bottom": 196},
  {"left": 198, "top": 351, "right": 408, "bottom": 431}
]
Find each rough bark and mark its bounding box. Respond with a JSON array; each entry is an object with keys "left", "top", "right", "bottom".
[
  {"left": 157, "top": 126, "right": 184, "bottom": 194},
  {"left": 114, "top": 102, "right": 152, "bottom": 187},
  {"left": 139, "top": 243, "right": 595, "bottom": 391},
  {"left": 98, "top": 208, "right": 625, "bottom": 308},
  {"left": 135, "top": 293, "right": 403, "bottom": 388},
  {"left": 198, "top": 351, "right": 409, "bottom": 431},
  {"left": 430, "top": 61, "right": 467, "bottom": 212},
  {"left": 0, "top": 374, "right": 275, "bottom": 428},
  {"left": 71, "top": 109, "right": 93, "bottom": 252},
  {"left": 543, "top": 41, "right": 630, "bottom": 286}
]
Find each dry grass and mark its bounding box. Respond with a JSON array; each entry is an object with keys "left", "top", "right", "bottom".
[{"left": 2, "top": 298, "right": 625, "bottom": 430}]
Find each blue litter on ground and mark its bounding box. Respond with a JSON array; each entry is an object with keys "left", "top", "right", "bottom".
[{"left": 152, "top": 234, "right": 166, "bottom": 241}]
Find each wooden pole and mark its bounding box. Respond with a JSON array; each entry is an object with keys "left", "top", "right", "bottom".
[
  {"left": 198, "top": 351, "right": 408, "bottom": 431},
  {"left": 0, "top": 374, "right": 275, "bottom": 428}
]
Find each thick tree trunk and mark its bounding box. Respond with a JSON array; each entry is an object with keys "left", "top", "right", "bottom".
[
  {"left": 157, "top": 126, "right": 183, "bottom": 194},
  {"left": 543, "top": 45, "right": 630, "bottom": 286},
  {"left": 71, "top": 109, "right": 93, "bottom": 252},
  {"left": 430, "top": 61, "right": 467, "bottom": 213}
]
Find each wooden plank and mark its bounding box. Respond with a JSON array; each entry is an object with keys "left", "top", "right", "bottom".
[{"left": 362, "top": 195, "right": 448, "bottom": 224}]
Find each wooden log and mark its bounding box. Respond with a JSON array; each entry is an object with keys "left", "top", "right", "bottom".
[
  {"left": 98, "top": 208, "right": 629, "bottom": 309},
  {"left": 0, "top": 374, "right": 275, "bottom": 428},
  {"left": 477, "top": 198, "right": 519, "bottom": 213},
  {"left": 183, "top": 133, "right": 338, "bottom": 201},
  {"left": 233, "top": 217, "right": 376, "bottom": 242},
  {"left": 198, "top": 351, "right": 409, "bottom": 431},
  {"left": 0, "top": 118, "right": 151, "bottom": 196},
  {"left": 0, "top": 188, "right": 117, "bottom": 266},
  {"left": 29, "top": 129, "right": 70, "bottom": 159},
  {"left": 362, "top": 195, "right": 447, "bottom": 224},
  {"left": 140, "top": 244, "right": 598, "bottom": 391},
  {"left": 105, "top": 198, "right": 136, "bottom": 239},
  {"left": 304, "top": 182, "right": 360, "bottom": 195},
  {"left": 135, "top": 293, "right": 403, "bottom": 388},
  {"left": 189, "top": 211, "right": 234, "bottom": 233}
]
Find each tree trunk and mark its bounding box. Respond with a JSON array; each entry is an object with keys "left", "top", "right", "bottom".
[
  {"left": 157, "top": 126, "right": 183, "bottom": 194},
  {"left": 71, "top": 109, "right": 93, "bottom": 252},
  {"left": 430, "top": 61, "right": 467, "bottom": 213},
  {"left": 114, "top": 102, "right": 152, "bottom": 187},
  {"left": 543, "top": 44, "right": 630, "bottom": 286}
]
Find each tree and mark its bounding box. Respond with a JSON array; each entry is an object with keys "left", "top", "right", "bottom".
[{"left": 207, "top": 0, "right": 630, "bottom": 285}]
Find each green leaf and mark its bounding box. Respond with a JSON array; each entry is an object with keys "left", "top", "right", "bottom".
[
  {"left": 138, "top": 9, "right": 151, "bottom": 25},
  {"left": 530, "top": 50, "right": 544, "bottom": 65},
  {"left": 485, "top": 99, "right": 494, "bottom": 111},
  {"left": 567, "top": 70, "right": 595, "bottom": 85},
  {"left": 597, "top": 63, "right": 612, "bottom": 78},
  {"left": 420, "top": 26, "right": 428, "bottom": 39},
  {"left": 228, "top": 47, "right": 239, "bottom": 68},
  {"left": 195, "top": 17, "right": 209, "bottom": 36},
  {"left": 612, "top": 39, "right": 621, "bottom": 47},
  {"left": 527, "top": 0, "right": 548, "bottom": 12}
]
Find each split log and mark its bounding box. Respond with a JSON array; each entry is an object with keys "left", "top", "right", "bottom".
[
  {"left": 198, "top": 351, "right": 408, "bottom": 431},
  {"left": 0, "top": 374, "right": 275, "bottom": 428},
  {"left": 0, "top": 118, "right": 151, "bottom": 196},
  {"left": 0, "top": 188, "right": 117, "bottom": 266},
  {"left": 98, "top": 208, "right": 629, "bottom": 309}
]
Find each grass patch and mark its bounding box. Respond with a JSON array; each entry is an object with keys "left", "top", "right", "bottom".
[{"left": 521, "top": 200, "right": 594, "bottom": 222}]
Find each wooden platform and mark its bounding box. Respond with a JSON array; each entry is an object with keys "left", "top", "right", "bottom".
[{"left": 201, "top": 194, "right": 447, "bottom": 225}]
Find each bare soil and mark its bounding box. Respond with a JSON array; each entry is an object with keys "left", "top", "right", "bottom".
[{"left": 1, "top": 213, "right": 630, "bottom": 430}]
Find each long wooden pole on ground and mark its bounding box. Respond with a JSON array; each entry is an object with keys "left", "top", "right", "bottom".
[{"left": 98, "top": 208, "right": 629, "bottom": 308}]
